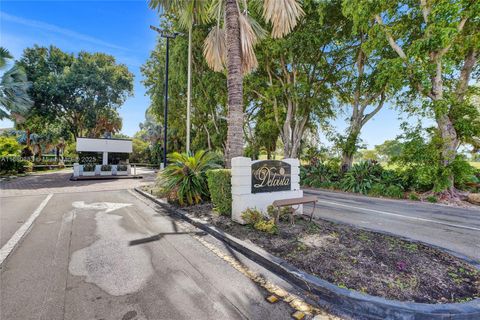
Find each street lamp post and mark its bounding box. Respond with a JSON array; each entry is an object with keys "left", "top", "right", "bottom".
[{"left": 149, "top": 25, "right": 180, "bottom": 169}]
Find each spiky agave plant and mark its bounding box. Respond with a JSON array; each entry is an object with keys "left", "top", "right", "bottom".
[{"left": 158, "top": 150, "right": 221, "bottom": 206}]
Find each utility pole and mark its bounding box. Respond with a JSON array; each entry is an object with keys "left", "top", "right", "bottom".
[
  {"left": 186, "top": 25, "right": 192, "bottom": 154},
  {"left": 149, "top": 25, "right": 180, "bottom": 169}
]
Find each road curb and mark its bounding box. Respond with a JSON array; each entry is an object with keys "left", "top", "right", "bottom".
[{"left": 134, "top": 187, "right": 480, "bottom": 320}]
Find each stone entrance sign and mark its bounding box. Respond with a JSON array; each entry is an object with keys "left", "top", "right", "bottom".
[
  {"left": 232, "top": 157, "right": 303, "bottom": 224},
  {"left": 251, "top": 160, "right": 291, "bottom": 193}
]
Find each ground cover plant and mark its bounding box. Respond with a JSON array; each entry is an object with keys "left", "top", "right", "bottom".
[
  {"left": 180, "top": 203, "right": 480, "bottom": 304},
  {"left": 301, "top": 159, "right": 480, "bottom": 202}
]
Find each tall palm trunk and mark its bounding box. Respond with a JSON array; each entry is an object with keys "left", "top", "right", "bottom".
[
  {"left": 186, "top": 25, "right": 192, "bottom": 154},
  {"left": 225, "top": 0, "right": 244, "bottom": 167}
]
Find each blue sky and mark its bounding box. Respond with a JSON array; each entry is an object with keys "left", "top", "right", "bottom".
[
  {"left": 0, "top": 1, "right": 422, "bottom": 147},
  {"left": 0, "top": 0, "right": 159, "bottom": 137}
]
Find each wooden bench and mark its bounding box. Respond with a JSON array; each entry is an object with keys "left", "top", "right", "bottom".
[{"left": 272, "top": 196, "right": 317, "bottom": 225}]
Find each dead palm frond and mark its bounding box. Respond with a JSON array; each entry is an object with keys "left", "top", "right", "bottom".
[
  {"left": 239, "top": 13, "right": 259, "bottom": 73},
  {"left": 203, "top": 0, "right": 303, "bottom": 75},
  {"left": 204, "top": 26, "right": 227, "bottom": 72},
  {"left": 262, "top": 0, "right": 305, "bottom": 38}
]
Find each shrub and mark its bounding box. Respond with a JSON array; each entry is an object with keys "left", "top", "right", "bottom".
[
  {"left": 0, "top": 157, "right": 32, "bottom": 174},
  {"left": 340, "top": 162, "right": 382, "bottom": 194},
  {"left": 384, "top": 185, "right": 404, "bottom": 199},
  {"left": 242, "top": 208, "right": 278, "bottom": 234},
  {"left": 451, "top": 157, "right": 476, "bottom": 190},
  {"left": 83, "top": 164, "right": 96, "bottom": 172},
  {"left": 157, "top": 150, "right": 221, "bottom": 206},
  {"left": 21, "top": 146, "right": 34, "bottom": 158},
  {"left": 408, "top": 193, "right": 420, "bottom": 201},
  {"left": 426, "top": 195, "right": 438, "bottom": 203},
  {"left": 241, "top": 208, "right": 263, "bottom": 225},
  {"left": 300, "top": 161, "right": 340, "bottom": 187},
  {"left": 253, "top": 219, "right": 278, "bottom": 235},
  {"left": 0, "top": 136, "right": 21, "bottom": 156},
  {"left": 117, "top": 164, "right": 128, "bottom": 171},
  {"left": 368, "top": 183, "right": 386, "bottom": 197},
  {"left": 101, "top": 165, "right": 112, "bottom": 171},
  {"left": 22, "top": 160, "right": 33, "bottom": 173},
  {"left": 266, "top": 205, "right": 291, "bottom": 223},
  {"left": 206, "top": 169, "right": 232, "bottom": 215}
]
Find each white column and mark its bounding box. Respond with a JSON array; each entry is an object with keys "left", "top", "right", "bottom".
[
  {"left": 102, "top": 152, "right": 108, "bottom": 165},
  {"left": 231, "top": 157, "right": 252, "bottom": 224},
  {"left": 73, "top": 163, "right": 80, "bottom": 177}
]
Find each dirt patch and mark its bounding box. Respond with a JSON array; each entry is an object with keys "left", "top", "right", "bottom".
[{"left": 180, "top": 203, "right": 480, "bottom": 304}]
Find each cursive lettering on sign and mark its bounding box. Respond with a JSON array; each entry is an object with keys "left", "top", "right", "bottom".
[{"left": 251, "top": 160, "right": 291, "bottom": 193}]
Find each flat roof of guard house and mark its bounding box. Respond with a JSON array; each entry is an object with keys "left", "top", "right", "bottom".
[{"left": 76, "top": 137, "right": 133, "bottom": 153}]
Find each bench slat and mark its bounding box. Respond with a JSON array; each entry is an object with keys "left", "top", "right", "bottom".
[{"left": 272, "top": 196, "right": 317, "bottom": 207}]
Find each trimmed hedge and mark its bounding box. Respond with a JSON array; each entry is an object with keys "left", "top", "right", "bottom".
[{"left": 206, "top": 169, "right": 232, "bottom": 215}]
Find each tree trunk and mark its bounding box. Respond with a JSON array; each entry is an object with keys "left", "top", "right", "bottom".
[
  {"left": 26, "top": 128, "right": 31, "bottom": 146},
  {"left": 436, "top": 112, "right": 459, "bottom": 193},
  {"left": 224, "top": 0, "right": 244, "bottom": 167},
  {"left": 341, "top": 123, "right": 361, "bottom": 172}
]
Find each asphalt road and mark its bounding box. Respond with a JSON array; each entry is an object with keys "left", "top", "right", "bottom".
[
  {"left": 0, "top": 188, "right": 316, "bottom": 320},
  {"left": 304, "top": 188, "right": 480, "bottom": 262}
]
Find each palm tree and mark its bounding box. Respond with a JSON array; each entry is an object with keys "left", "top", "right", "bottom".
[
  {"left": 0, "top": 47, "right": 33, "bottom": 121},
  {"left": 203, "top": 0, "right": 304, "bottom": 166},
  {"left": 149, "top": 0, "right": 210, "bottom": 154}
]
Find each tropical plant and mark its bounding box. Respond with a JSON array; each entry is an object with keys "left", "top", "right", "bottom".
[
  {"left": 101, "top": 165, "right": 112, "bottom": 171},
  {"left": 384, "top": 185, "right": 404, "bottom": 199},
  {"left": 301, "top": 161, "right": 339, "bottom": 187},
  {"left": 368, "top": 183, "right": 386, "bottom": 197},
  {"left": 202, "top": 0, "right": 304, "bottom": 166},
  {"left": 0, "top": 47, "right": 32, "bottom": 121},
  {"left": 158, "top": 150, "right": 221, "bottom": 205},
  {"left": 117, "top": 164, "right": 128, "bottom": 171},
  {"left": 340, "top": 161, "right": 382, "bottom": 194}
]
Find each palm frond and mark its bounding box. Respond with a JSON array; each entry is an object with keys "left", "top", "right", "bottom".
[
  {"left": 0, "top": 65, "right": 33, "bottom": 120},
  {"left": 204, "top": 27, "right": 227, "bottom": 72},
  {"left": 262, "top": 0, "right": 304, "bottom": 38},
  {"left": 0, "top": 47, "right": 13, "bottom": 70},
  {"left": 158, "top": 150, "right": 221, "bottom": 206},
  {"left": 238, "top": 13, "right": 259, "bottom": 74}
]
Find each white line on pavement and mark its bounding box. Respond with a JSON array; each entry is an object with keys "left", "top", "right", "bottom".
[
  {"left": 313, "top": 199, "right": 480, "bottom": 232},
  {"left": 0, "top": 193, "right": 53, "bottom": 266}
]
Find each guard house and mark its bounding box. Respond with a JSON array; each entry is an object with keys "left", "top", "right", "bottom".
[{"left": 73, "top": 137, "right": 133, "bottom": 177}]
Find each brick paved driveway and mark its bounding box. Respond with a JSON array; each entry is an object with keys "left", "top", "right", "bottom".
[{"left": 0, "top": 168, "right": 156, "bottom": 197}]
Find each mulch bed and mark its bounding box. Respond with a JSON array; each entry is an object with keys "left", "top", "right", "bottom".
[{"left": 180, "top": 203, "right": 480, "bottom": 304}]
